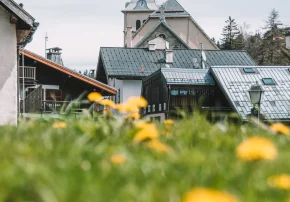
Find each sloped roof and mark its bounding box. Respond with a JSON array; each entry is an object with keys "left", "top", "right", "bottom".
[
  {"left": 144, "top": 68, "right": 214, "bottom": 85},
  {"left": 21, "top": 49, "right": 117, "bottom": 95},
  {"left": 98, "top": 47, "right": 256, "bottom": 79},
  {"left": 150, "top": 0, "right": 190, "bottom": 18},
  {"left": 134, "top": 20, "right": 190, "bottom": 48},
  {"left": 211, "top": 66, "right": 290, "bottom": 121},
  {"left": 123, "top": 0, "right": 157, "bottom": 11}
]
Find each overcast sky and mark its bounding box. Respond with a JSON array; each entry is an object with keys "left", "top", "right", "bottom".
[{"left": 18, "top": 0, "right": 290, "bottom": 70}]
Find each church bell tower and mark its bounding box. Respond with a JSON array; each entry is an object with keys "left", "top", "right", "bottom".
[{"left": 122, "top": 0, "right": 158, "bottom": 47}]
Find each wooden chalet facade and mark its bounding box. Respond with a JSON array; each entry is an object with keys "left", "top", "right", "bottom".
[
  {"left": 141, "top": 68, "right": 232, "bottom": 120},
  {"left": 19, "top": 49, "right": 116, "bottom": 115}
]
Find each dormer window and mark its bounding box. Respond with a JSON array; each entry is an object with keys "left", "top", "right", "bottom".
[
  {"left": 243, "top": 68, "right": 256, "bottom": 73},
  {"left": 136, "top": 20, "right": 141, "bottom": 30},
  {"left": 262, "top": 78, "right": 276, "bottom": 85}
]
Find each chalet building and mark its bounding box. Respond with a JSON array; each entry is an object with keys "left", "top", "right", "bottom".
[
  {"left": 282, "top": 28, "right": 290, "bottom": 59},
  {"left": 20, "top": 48, "right": 116, "bottom": 115},
  {"left": 123, "top": 0, "right": 217, "bottom": 49},
  {"left": 141, "top": 68, "right": 231, "bottom": 120},
  {"left": 142, "top": 66, "right": 290, "bottom": 122},
  {"left": 96, "top": 47, "right": 256, "bottom": 103},
  {"left": 0, "top": 0, "right": 38, "bottom": 125}
]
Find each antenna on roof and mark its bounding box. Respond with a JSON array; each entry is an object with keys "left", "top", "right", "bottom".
[
  {"left": 45, "top": 33, "right": 48, "bottom": 58},
  {"left": 196, "top": 33, "right": 207, "bottom": 69}
]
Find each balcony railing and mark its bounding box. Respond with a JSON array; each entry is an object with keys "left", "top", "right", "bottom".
[{"left": 19, "top": 66, "right": 36, "bottom": 81}]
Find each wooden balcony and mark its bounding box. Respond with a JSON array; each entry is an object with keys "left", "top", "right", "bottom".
[{"left": 19, "top": 66, "right": 36, "bottom": 82}]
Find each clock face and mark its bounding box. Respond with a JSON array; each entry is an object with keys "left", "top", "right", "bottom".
[{"left": 138, "top": 0, "right": 146, "bottom": 7}]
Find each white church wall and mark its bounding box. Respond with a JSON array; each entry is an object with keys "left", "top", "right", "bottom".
[{"left": 0, "top": 6, "right": 18, "bottom": 125}]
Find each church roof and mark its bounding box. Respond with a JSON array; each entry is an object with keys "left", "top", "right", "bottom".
[
  {"left": 123, "top": 0, "right": 158, "bottom": 11},
  {"left": 97, "top": 48, "right": 256, "bottom": 80},
  {"left": 150, "top": 0, "right": 190, "bottom": 18},
  {"left": 134, "top": 20, "right": 190, "bottom": 49}
]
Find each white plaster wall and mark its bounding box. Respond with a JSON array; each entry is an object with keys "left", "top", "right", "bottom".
[
  {"left": 123, "top": 80, "right": 142, "bottom": 102},
  {"left": 286, "top": 36, "right": 290, "bottom": 50},
  {"left": 0, "top": 6, "right": 18, "bottom": 125}
]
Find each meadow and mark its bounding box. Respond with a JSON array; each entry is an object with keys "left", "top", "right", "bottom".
[{"left": 1, "top": 94, "right": 290, "bottom": 202}]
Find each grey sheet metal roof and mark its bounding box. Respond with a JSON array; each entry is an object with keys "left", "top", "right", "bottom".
[
  {"left": 150, "top": 0, "right": 190, "bottom": 18},
  {"left": 161, "top": 68, "right": 214, "bottom": 85},
  {"left": 211, "top": 66, "right": 290, "bottom": 121},
  {"left": 123, "top": 0, "right": 157, "bottom": 11},
  {"left": 99, "top": 48, "right": 256, "bottom": 79}
]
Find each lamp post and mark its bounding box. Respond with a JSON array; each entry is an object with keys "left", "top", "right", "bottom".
[{"left": 248, "top": 82, "right": 264, "bottom": 122}]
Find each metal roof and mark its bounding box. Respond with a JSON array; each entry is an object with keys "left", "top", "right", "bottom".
[
  {"left": 211, "top": 66, "right": 290, "bottom": 121},
  {"left": 150, "top": 0, "right": 190, "bottom": 18},
  {"left": 123, "top": 0, "right": 158, "bottom": 11},
  {"left": 134, "top": 20, "right": 190, "bottom": 48},
  {"left": 98, "top": 48, "right": 256, "bottom": 79},
  {"left": 161, "top": 68, "right": 214, "bottom": 85}
]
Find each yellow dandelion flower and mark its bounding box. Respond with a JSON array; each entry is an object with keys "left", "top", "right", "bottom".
[
  {"left": 115, "top": 104, "right": 126, "bottom": 112},
  {"left": 164, "top": 119, "right": 174, "bottom": 125},
  {"left": 146, "top": 140, "right": 170, "bottom": 153},
  {"left": 135, "top": 120, "right": 149, "bottom": 128},
  {"left": 127, "top": 96, "right": 148, "bottom": 108},
  {"left": 87, "top": 92, "right": 103, "bottom": 102},
  {"left": 134, "top": 123, "right": 159, "bottom": 142},
  {"left": 126, "top": 112, "right": 140, "bottom": 120},
  {"left": 183, "top": 188, "right": 240, "bottom": 202},
  {"left": 271, "top": 123, "right": 290, "bottom": 135},
  {"left": 236, "top": 137, "right": 277, "bottom": 161},
  {"left": 98, "top": 99, "right": 116, "bottom": 108},
  {"left": 268, "top": 174, "right": 290, "bottom": 190},
  {"left": 110, "top": 154, "right": 126, "bottom": 165},
  {"left": 52, "top": 122, "right": 67, "bottom": 129}
]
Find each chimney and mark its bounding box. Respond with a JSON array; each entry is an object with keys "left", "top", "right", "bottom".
[
  {"left": 286, "top": 32, "right": 290, "bottom": 50},
  {"left": 148, "top": 42, "right": 156, "bottom": 51},
  {"left": 46, "top": 47, "right": 64, "bottom": 66},
  {"left": 166, "top": 50, "right": 173, "bottom": 64},
  {"left": 126, "top": 27, "right": 133, "bottom": 48}
]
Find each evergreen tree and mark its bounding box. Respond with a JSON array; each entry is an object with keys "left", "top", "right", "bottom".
[
  {"left": 258, "top": 9, "right": 288, "bottom": 65},
  {"left": 221, "top": 17, "right": 242, "bottom": 50}
]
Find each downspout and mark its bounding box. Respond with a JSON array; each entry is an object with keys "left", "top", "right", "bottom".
[
  {"left": 22, "top": 47, "right": 25, "bottom": 114},
  {"left": 167, "top": 85, "right": 171, "bottom": 119}
]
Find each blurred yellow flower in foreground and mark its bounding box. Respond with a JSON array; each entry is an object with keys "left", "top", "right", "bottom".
[
  {"left": 164, "top": 119, "right": 174, "bottom": 125},
  {"left": 183, "top": 188, "right": 240, "bottom": 202},
  {"left": 98, "top": 99, "right": 116, "bottom": 108},
  {"left": 268, "top": 174, "right": 290, "bottom": 190},
  {"left": 87, "top": 92, "right": 103, "bottom": 102},
  {"left": 52, "top": 122, "right": 67, "bottom": 129},
  {"left": 134, "top": 123, "right": 159, "bottom": 142},
  {"left": 127, "top": 96, "right": 148, "bottom": 108},
  {"left": 146, "top": 140, "right": 170, "bottom": 153},
  {"left": 110, "top": 154, "right": 126, "bottom": 165},
  {"left": 126, "top": 112, "right": 140, "bottom": 120},
  {"left": 271, "top": 123, "right": 290, "bottom": 135},
  {"left": 236, "top": 137, "right": 277, "bottom": 161}
]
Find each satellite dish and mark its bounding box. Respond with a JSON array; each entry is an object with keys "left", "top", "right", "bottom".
[{"left": 202, "top": 51, "right": 207, "bottom": 62}]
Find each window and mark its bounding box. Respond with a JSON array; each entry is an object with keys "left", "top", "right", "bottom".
[
  {"left": 136, "top": 20, "right": 141, "bottom": 30},
  {"left": 243, "top": 68, "right": 256, "bottom": 73},
  {"left": 159, "top": 34, "right": 166, "bottom": 39},
  {"left": 148, "top": 105, "right": 151, "bottom": 113},
  {"left": 171, "top": 89, "right": 179, "bottom": 96},
  {"left": 180, "top": 89, "right": 188, "bottom": 96},
  {"left": 189, "top": 89, "right": 196, "bottom": 96},
  {"left": 262, "top": 78, "right": 276, "bottom": 85},
  {"left": 164, "top": 103, "right": 167, "bottom": 110},
  {"left": 159, "top": 104, "right": 162, "bottom": 111},
  {"left": 152, "top": 105, "right": 155, "bottom": 112}
]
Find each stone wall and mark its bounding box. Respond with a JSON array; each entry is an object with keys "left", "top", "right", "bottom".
[{"left": 0, "top": 6, "right": 18, "bottom": 125}]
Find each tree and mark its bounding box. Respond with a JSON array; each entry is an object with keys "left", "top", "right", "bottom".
[
  {"left": 220, "top": 16, "right": 243, "bottom": 50},
  {"left": 258, "top": 9, "right": 288, "bottom": 65}
]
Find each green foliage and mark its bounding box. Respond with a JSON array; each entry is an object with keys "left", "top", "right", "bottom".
[
  {"left": 221, "top": 17, "right": 244, "bottom": 50},
  {"left": 0, "top": 116, "right": 290, "bottom": 202}
]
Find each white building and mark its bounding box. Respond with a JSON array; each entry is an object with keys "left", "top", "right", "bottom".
[
  {"left": 96, "top": 0, "right": 219, "bottom": 103},
  {"left": 0, "top": 0, "right": 38, "bottom": 125}
]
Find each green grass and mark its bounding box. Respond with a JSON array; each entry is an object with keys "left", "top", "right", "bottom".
[{"left": 0, "top": 115, "right": 290, "bottom": 202}]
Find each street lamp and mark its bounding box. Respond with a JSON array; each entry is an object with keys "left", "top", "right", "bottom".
[{"left": 248, "top": 82, "right": 264, "bottom": 120}]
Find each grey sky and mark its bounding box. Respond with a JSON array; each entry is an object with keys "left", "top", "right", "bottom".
[{"left": 18, "top": 0, "right": 290, "bottom": 70}]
